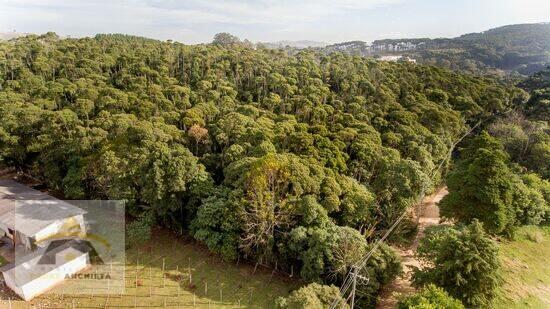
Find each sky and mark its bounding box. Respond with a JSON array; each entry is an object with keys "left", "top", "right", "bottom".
[{"left": 1, "top": 0, "right": 549, "bottom": 44}]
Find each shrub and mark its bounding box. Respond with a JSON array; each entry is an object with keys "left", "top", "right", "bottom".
[
  {"left": 276, "top": 283, "right": 349, "bottom": 309},
  {"left": 190, "top": 188, "right": 242, "bottom": 261},
  {"left": 412, "top": 221, "right": 501, "bottom": 307},
  {"left": 126, "top": 212, "right": 154, "bottom": 248},
  {"left": 398, "top": 284, "right": 464, "bottom": 309},
  {"left": 356, "top": 242, "right": 402, "bottom": 308}
]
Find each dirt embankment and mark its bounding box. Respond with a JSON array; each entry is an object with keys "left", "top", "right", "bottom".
[{"left": 377, "top": 187, "right": 448, "bottom": 308}]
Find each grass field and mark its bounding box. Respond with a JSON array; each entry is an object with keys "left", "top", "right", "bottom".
[
  {"left": 0, "top": 229, "right": 301, "bottom": 308},
  {"left": 0, "top": 255, "right": 7, "bottom": 267},
  {"left": 494, "top": 225, "right": 550, "bottom": 308}
]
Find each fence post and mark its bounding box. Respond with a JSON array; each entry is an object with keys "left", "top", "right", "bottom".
[{"left": 188, "top": 257, "right": 191, "bottom": 279}]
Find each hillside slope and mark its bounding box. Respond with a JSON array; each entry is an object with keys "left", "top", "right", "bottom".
[{"left": 322, "top": 23, "right": 550, "bottom": 76}]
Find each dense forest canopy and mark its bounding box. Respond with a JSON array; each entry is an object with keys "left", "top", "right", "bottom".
[{"left": 0, "top": 32, "right": 531, "bottom": 306}]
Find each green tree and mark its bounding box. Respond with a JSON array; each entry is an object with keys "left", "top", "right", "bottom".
[
  {"left": 397, "top": 284, "right": 464, "bottom": 309},
  {"left": 440, "top": 132, "right": 518, "bottom": 235},
  {"left": 212, "top": 32, "right": 241, "bottom": 46},
  {"left": 190, "top": 188, "right": 242, "bottom": 260},
  {"left": 412, "top": 221, "right": 501, "bottom": 307},
  {"left": 276, "top": 283, "right": 349, "bottom": 309}
]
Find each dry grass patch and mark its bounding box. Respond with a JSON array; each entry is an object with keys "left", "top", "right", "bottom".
[{"left": 494, "top": 225, "right": 550, "bottom": 308}]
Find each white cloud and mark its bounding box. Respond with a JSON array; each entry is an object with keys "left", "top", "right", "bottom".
[
  {"left": 0, "top": 0, "right": 401, "bottom": 42},
  {"left": 0, "top": 0, "right": 401, "bottom": 28}
]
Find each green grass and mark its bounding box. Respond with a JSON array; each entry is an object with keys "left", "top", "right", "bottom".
[
  {"left": 0, "top": 254, "right": 7, "bottom": 267},
  {"left": 0, "top": 229, "right": 301, "bottom": 308},
  {"left": 494, "top": 225, "right": 550, "bottom": 308}
]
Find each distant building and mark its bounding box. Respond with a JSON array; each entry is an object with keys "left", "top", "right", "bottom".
[
  {"left": 378, "top": 55, "right": 403, "bottom": 62},
  {"left": 378, "top": 55, "right": 417, "bottom": 63},
  {"left": 401, "top": 56, "right": 417, "bottom": 63}
]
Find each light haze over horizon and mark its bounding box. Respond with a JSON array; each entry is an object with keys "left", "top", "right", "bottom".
[{"left": 1, "top": 0, "right": 549, "bottom": 44}]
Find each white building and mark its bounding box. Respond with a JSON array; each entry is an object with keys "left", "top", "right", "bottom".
[
  {"left": 0, "top": 180, "right": 87, "bottom": 250},
  {"left": 1, "top": 239, "right": 93, "bottom": 300},
  {"left": 0, "top": 180, "right": 91, "bottom": 300}
]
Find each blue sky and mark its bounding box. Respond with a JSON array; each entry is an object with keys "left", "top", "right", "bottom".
[{"left": 1, "top": 0, "right": 549, "bottom": 44}]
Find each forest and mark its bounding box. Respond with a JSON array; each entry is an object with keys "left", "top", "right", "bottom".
[
  {"left": 321, "top": 23, "right": 550, "bottom": 76},
  {"left": 0, "top": 33, "right": 548, "bottom": 307}
]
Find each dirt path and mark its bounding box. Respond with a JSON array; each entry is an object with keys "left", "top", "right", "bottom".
[{"left": 376, "top": 187, "right": 448, "bottom": 308}]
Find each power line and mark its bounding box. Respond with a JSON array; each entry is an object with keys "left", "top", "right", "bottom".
[{"left": 332, "top": 117, "right": 487, "bottom": 308}]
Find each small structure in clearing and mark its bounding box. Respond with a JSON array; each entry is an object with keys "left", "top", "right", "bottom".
[{"left": 0, "top": 180, "right": 92, "bottom": 300}]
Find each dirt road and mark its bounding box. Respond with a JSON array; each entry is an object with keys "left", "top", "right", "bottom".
[{"left": 376, "top": 187, "right": 448, "bottom": 308}]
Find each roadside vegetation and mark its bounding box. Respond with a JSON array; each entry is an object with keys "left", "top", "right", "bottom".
[{"left": 404, "top": 67, "right": 549, "bottom": 308}]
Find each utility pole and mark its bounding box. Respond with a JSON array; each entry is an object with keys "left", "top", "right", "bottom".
[{"left": 350, "top": 266, "right": 357, "bottom": 308}]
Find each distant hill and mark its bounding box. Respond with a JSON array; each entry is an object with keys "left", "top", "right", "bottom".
[
  {"left": 319, "top": 23, "right": 550, "bottom": 76},
  {"left": 518, "top": 66, "right": 550, "bottom": 120},
  {"left": 259, "top": 40, "right": 327, "bottom": 49}
]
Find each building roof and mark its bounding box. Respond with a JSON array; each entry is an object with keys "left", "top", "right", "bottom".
[
  {"left": 0, "top": 239, "right": 93, "bottom": 286},
  {"left": 0, "top": 180, "right": 87, "bottom": 236}
]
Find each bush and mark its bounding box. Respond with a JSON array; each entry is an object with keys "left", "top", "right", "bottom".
[
  {"left": 356, "top": 242, "right": 402, "bottom": 308},
  {"left": 126, "top": 212, "right": 154, "bottom": 248},
  {"left": 190, "top": 188, "right": 242, "bottom": 261},
  {"left": 398, "top": 284, "right": 464, "bottom": 309},
  {"left": 518, "top": 173, "right": 550, "bottom": 224},
  {"left": 276, "top": 283, "right": 349, "bottom": 309},
  {"left": 525, "top": 229, "right": 544, "bottom": 243},
  {"left": 412, "top": 221, "right": 501, "bottom": 307}
]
